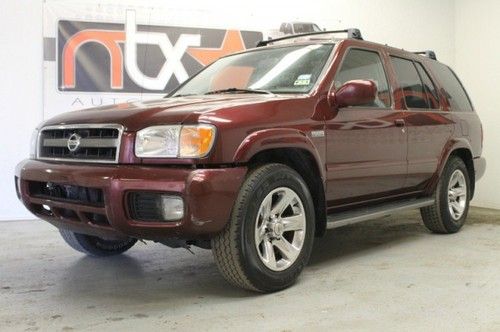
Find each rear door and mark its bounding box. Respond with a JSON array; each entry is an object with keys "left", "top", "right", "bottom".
[
  {"left": 325, "top": 47, "right": 407, "bottom": 207},
  {"left": 388, "top": 56, "right": 454, "bottom": 190}
]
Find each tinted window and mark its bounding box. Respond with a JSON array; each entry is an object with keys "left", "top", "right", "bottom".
[
  {"left": 391, "top": 57, "right": 428, "bottom": 108},
  {"left": 415, "top": 62, "right": 440, "bottom": 109},
  {"left": 428, "top": 61, "right": 473, "bottom": 112},
  {"left": 335, "top": 49, "right": 391, "bottom": 108}
]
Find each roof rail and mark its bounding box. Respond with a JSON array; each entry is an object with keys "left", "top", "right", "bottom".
[
  {"left": 256, "top": 28, "right": 363, "bottom": 47},
  {"left": 414, "top": 50, "right": 437, "bottom": 60}
]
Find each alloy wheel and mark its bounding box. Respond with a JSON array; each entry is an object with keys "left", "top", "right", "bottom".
[
  {"left": 447, "top": 169, "right": 467, "bottom": 220},
  {"left": 254, "top": 187, "right": 306, "bottom": 271}
]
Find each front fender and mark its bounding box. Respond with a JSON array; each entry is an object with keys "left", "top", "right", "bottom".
[{"left": 232, "top": 128, "right": 325, "bottom": 181}]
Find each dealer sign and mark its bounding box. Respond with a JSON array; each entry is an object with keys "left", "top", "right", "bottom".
[{"left": 57, "top": 11, "right": 263, "bottom": 94}]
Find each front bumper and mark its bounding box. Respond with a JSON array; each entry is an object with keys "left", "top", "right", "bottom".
[{"left": 15, "top": 159, "right": 246, "bottom": 241}]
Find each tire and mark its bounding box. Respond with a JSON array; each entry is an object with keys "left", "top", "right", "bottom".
[
  {"left": 211, "top": 163, "right": 315, "bottom": 292},
  {"left": 59, "top": 229, "right": 137, "bottom": 257},
  {"left": 420, "top": 156, "right": 471, "bottom": 234}
]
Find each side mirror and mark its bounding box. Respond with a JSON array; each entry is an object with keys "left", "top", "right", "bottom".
[{"left": 329, "top": 80, "right": 377, "bottom": 109}]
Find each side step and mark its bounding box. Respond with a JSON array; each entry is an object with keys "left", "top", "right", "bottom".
[{"left": 326, "top": 198, "right": 434, "bottom": 230}]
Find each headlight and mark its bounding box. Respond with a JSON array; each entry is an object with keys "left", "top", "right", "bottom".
[
  {"left": 30, "top": 129, "right": 39, "bottom": 159},
  {"left": 135, "top": 124, "right": 216, "bottom": 158},
  {"left": 135, "top": 125, "right": 181, "bottom": 158}
]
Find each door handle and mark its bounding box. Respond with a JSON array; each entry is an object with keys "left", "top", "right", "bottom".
[{"left": 395, "top": 119, "right": 405, "bottom": 127}]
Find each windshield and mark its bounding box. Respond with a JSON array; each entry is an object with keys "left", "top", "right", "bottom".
[{"left": 172, "top": 44, "right": 333, "bottom": 96}]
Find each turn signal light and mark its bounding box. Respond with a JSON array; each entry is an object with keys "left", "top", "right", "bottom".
[{"left": 180, "top": 125, "right": 216, "bottom": 158}]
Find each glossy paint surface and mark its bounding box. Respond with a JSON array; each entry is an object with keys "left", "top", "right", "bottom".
[
  {"left": 16, "top": 160, "right": 246, "bottom": 240},
  {"left": 332, "top": 79, "right": 377, "bottom": 108},
  {"left": 17, "top": 38, "right": 485, "bottom": 239}
]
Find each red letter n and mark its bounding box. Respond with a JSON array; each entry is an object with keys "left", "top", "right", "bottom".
[{"left": 62, "top": 30, "right": 125, "bottom": 90}]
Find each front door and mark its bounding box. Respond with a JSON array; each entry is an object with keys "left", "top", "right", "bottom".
[{"left": 325, "top": 48, "right": 407, "bottom": 208}]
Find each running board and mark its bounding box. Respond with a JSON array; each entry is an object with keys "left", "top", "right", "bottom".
[{"left": 326, "top": 198, "right": 434, "bottom": 230}]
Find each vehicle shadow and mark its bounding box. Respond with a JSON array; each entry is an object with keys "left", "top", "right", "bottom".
[
  {"left": 57, "top": 211, "right": 429, "bottom": 304},
  {"left": 308, "top": 210, "right": 428, "bottom": 268},
  {"left": 59, "top": 245, "right": 255, "bottom": 304}
]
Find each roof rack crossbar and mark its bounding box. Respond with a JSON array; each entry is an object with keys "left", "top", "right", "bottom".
[
  {"left": 256, "top": 28, "right": 363, "bottom": 47},
  {"left": 413, "top": 50, "right": 437, "bottom": 60}
]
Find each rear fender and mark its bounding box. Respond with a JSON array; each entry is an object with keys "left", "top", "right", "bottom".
[{"left": 425, "top": 137, "right": 473, "bottom": 195}]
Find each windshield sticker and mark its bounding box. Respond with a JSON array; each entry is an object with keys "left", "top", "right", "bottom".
[{"left": 294, "top": 74, "right": 311, "bottom": 86}]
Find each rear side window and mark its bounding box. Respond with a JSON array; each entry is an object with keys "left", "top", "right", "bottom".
[
  {"left": 415, "top": 62, "right": 440, "bottom": 109},
  {"left": 428, "top": 61, "right": 473, "bottom": 112},
  {"left": 335, "top": 49, "right": 391, "bottom": 108},
  {"left": 390, "top": 57, "right": 428, "bottom": 109}
]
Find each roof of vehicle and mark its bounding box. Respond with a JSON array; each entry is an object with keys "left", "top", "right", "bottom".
[
  {"left": 213, "top": 29, "right": 442, "bottom": 69},
  {"left": 254, "top": 29, "right": 440, "bottom": 63},
  {"left": 257, "top": 29, "right": 363, "bottom": 47}
]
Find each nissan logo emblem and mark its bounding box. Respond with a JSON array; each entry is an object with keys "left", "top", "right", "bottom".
[{"left": 67, "top": 133, "right": 81, "bottom": 152}]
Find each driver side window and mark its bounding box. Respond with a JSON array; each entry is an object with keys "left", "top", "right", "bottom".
[{"left": 335, "top": 49, "right": 391, "bottom": 108}]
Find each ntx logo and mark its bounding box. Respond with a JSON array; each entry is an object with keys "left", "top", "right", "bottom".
[{"left": 58, "top": 11, "right": 262, "bottom": 93}]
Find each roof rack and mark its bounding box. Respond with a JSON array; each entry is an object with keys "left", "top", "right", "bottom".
[
  {"left": 256, "top": 28, "right": 363, "bottom": 47},
  {"left": 414, "top": 50, "right": 437, "bottom": 60}
]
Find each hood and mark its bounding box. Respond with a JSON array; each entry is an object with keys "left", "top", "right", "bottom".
[{"left": 42, "top": 94, "right": 291, "bottom": 131}]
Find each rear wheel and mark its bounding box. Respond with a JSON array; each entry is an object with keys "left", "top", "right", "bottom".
[
  {"left": 420, "top": 156, "right": 471, "bottom": 234},
  {"left": 211, "top": 164, "right": 315, "bottom": 292},
  {"left": 59, "top": 229, "right": 137, "bottom": 257}
]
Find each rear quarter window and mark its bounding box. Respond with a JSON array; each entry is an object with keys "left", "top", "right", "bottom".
[{"left": 427, "top": 61, "right": 474, "bottom": 112}]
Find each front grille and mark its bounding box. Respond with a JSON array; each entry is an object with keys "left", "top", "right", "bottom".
[
  {"left": 37, "top": 124, "right": 123, "bottom": 163},
  {"left": 28, "top": 181, "right": 104, "bottom": 207},
  {"left": 128, "top": 192, "right": 164, "bottom": 221}
]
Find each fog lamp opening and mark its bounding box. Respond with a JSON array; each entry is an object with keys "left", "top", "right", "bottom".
[
  {"left": 129, "top": 192, "right": 185, "bottom": 222},
  {"left": 160, "top": 195, "right": 184, "bottom": 221}
]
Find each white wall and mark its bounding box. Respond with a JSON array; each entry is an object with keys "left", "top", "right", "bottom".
[
  {"left": 0, "top": 0, "right": 44, "bottom": 220},
  {"left": 6, "top": 0, "right": 495, "bottom": 221},
  {"left": 455, "top": 0, "right": 500, "bottom": 209}
]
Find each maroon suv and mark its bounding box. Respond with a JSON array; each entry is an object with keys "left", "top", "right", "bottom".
[{"left": 16, "top": 29, "right": 486, "bottom": 292}]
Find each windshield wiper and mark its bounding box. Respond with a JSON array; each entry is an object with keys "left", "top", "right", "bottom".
[{"left": 205, "top": 88, "right": 272, "bottom": 95}]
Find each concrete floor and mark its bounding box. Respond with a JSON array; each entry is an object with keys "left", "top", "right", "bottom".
[{"left": 1, "top": 207, "right": 499, "bottom": 332}]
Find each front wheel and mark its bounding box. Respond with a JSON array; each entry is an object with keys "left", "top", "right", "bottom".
[
  {"left": 59, "top": 229, "right": 137, "bottom": 257},
  {"left": 211, "top": 164, "right": 315, "bottom": 292},
  {"left": 420, "top": 156, "right": 471, "bottom": 234}
]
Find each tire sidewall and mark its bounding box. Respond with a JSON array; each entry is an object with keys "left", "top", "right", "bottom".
[{"left": 237, "top": 165, "right": 315, "bottom": 292}]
